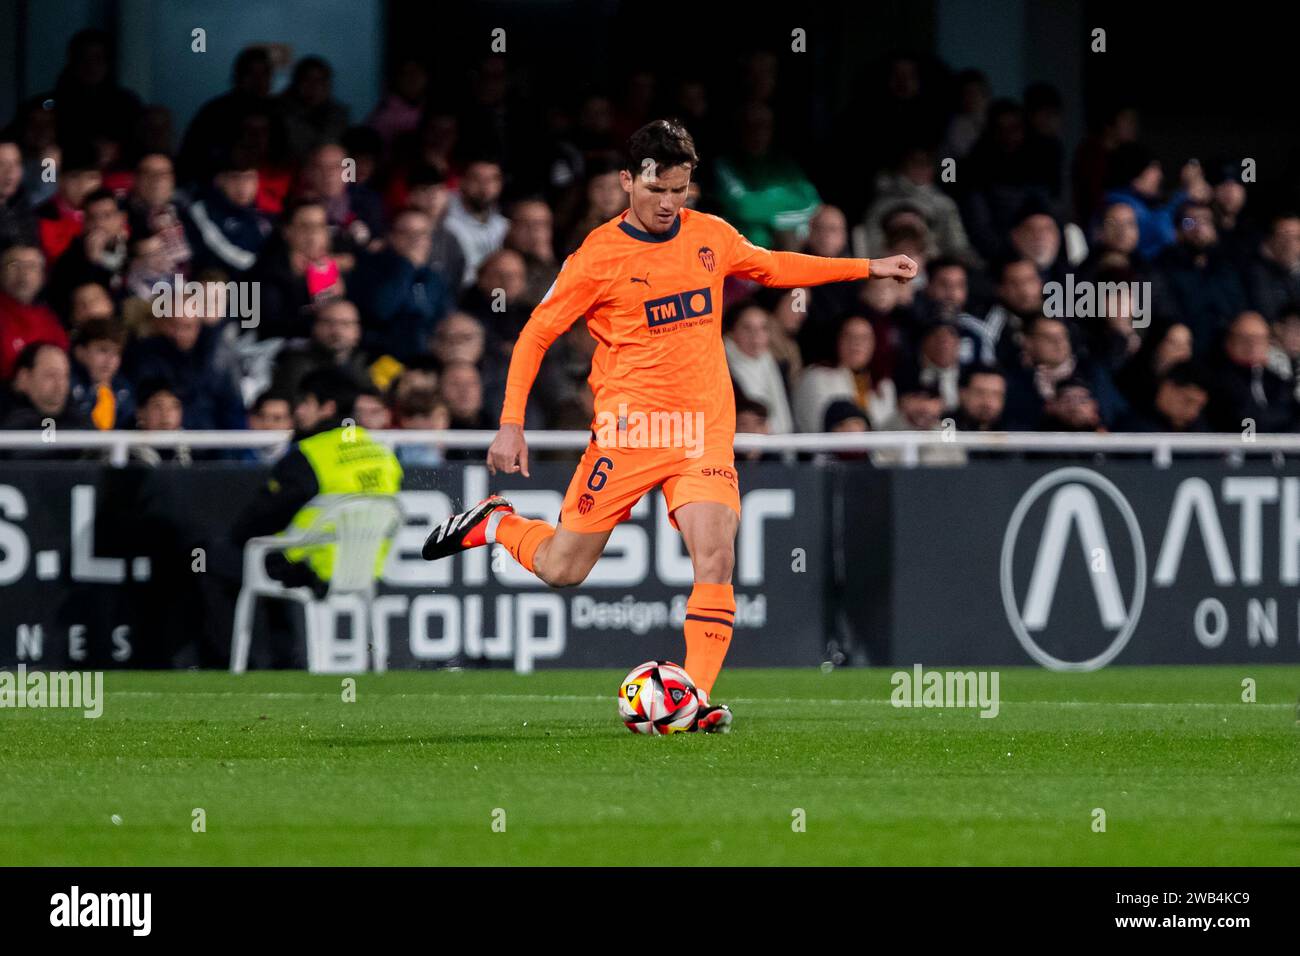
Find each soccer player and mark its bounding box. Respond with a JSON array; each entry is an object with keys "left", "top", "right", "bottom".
[{"left": 423, "top": 120, "right": 916, "bottom": 731}]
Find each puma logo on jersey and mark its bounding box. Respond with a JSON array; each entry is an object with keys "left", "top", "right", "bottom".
[{"left": 630, "top": 274, "right": 651, "bottom": 286}]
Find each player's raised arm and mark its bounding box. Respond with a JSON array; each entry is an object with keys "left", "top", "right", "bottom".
[
  {"left": 726, "top": 226, "right": 917, "bottom": 286},
  {"left": 489, "top": 249, "right": 604, "bottom": 478}
]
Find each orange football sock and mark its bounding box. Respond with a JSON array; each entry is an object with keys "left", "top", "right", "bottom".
[
  {"left": 491, "top": 513, "right": 555, "bottom": 574},
  {"left": 683, "top": 582, "right": 735, "bottom": 697}
]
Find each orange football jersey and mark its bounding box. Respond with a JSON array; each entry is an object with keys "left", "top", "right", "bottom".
[{"left": 500, "top": 207, "right": 870, "bottom": 437}]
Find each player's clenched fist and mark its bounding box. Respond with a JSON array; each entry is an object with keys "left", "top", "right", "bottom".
[
  {"left": 869, "top": 254, "right": 919, "bottom": 283},
  {"left": 487, "top": 423, "right": 530, "bottom": 478}
]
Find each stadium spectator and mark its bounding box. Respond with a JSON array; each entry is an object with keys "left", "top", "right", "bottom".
[
  {"left": 504, "top": 198, "right": 559, "bottom": 309},
  {"left": 873, "top": 378, "right": 966, "bottom": 465},
  {"left": 185, "top": 157, "right": 272, "bottom": 277},
  {"left": 348, "top": 206, "right": 450, "bottom": 362},
  {"left": 905, "top": 318, "right": 963, "bottom": 410},
  {"left": 124, "top": 308, "right": 245, "bottom": 430},
  {"left": 1002, "top": 315, "right": 1126, "bottom": 430},
  {"left": 353, "top": 384, "right": 392, "bottom": 430},
  {"left": 50, "top": 29, "right": 141, "bottom": 153},
  {"left": 734, "top": 395, "right": 772, "bottom": 462},
  {"left": 34, "top": 141, "right": 101, "bottom": 263},
  {"left": 67, "top": 280, "right": 115, "bottom": 328},
  {"left": 1209, "top": 162, "right": 1252, "bottom": 265},
  {"left": 0, "top": 139, "right": 36, "bottom": 250},
  {"left": 1115, "top": 321, "right": 1195, "bottom": 413},
  {"left": 122, "top": 231, "right": 175, "bottom": 301},
  {"left": 963, "top": 257, "right": 1042, "bottom": 369},
  {"left": 1103, "top": 143, "right": 1209, "bottom": 262},
  {"left": 69, "top": 318, "right": 133, "bottom": 429},
  {"left": 0, "top": 244, "right": 68, "bottom": 380},
  {"left": 562, "top": 158, "right": 627, "bottom": 255},
  {"left": 713, "top": 102, "right": 820, "bottom": 249},
  {"left": 295, "top": 142, "right": 385, "bottom": 255},
  {"left": 125, "top": 154, "right": 191, "bottom": 274},
  {"left": 863, "top": 147, "right": 976, "bottom": 263},
  {"left": 723, "top": 302, "right": 794, "bottom": 434},
  {"left": 1118, "top": 361, "right": 1211, "bottom": 432},
  {"left": 1071, "top": 103, "right": 1139, "bottom": 225},
  {"left": 1206, "top": 311, "right": 1297, "bottom": 433},
  {"left": 1, "top": 342, "right": 90, "bottom": 433},
  {"left": 270, "top": 298, "right": 371, "bottom": 396},
  {"left": 1247, "top": 212, "right": 1300, "bottom": 323},
  {"left": 1022, "top": 83, "right": 1065, "bottom": 203},
  {"left": 953, "top": 364, "right": 1007, "bottom": 431},
  {"left": 461, "top": 248, "right": 530, "bottom": 358},
  {"left": 920, "top": 257, "right": 972, "bottom": 325},
  {"left": 959, "top": 99, "right": 1043, "bottom": 261},
  {"left": 366, "top": 58, "right": 428, "bottom": 152},
  {"left": 402, "top": 165, "right": 468, "bottom": 292},
  {"left": 130, "top": 378, "right": 192, "bottom": 465},
  {"left": 177, "top": 46, "right": 283, "bottom": 184},
  {"left": 940, "top": 69, "right": 991, "bottom": 161},
  {"left": 1079, "top": 200, "right": 1144, "bottom": 281},
  {"left": 444, "top": 157, "right": 509, "bottom": 286},
  {"left": 1039, "top": 377, "right": 1107, "bottom": 433},
  {"left": 392, "top": 384, "right": 450, "bottom": 468},
  {"left": 765, "top": 287, "right": 806, "bottom": 393},
  {"left": 245, "top": 388, "right": 293, "bottom": 463},
  {"left": 793, "top": 314, "right": 896, "bottom": 432},
  {"left": 1008, "top": 197, "right": 1067, "bottom": 286},
  {"left": 279, "top": 57, "right": 350, "bottom": 163},
  {"left": 880, "top": 378, "right": 946, "bottom": 430},
  {"left": 250, "top": 198, "right": 343, "bottom": 341},
  {"left": 440, "top": 361, "right": 491, "bottom": 431},
  {"left": 1267, "top": 304, "right": 1300, "bottom": 402},
  {"left": 824, "top": 399, "right": 868, "bottom": 432},
  {"left": 1152, "top": 199, "right": 1250, "bottom": 354},
  {"left": 46, "top": 188, "right": 130, "bottom": 315}
]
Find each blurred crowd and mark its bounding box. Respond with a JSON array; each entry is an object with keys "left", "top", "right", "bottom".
[{"left": 3, "top": 31, "right": 1300, "bottom": 466}]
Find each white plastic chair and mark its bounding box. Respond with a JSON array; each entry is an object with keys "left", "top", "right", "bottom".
[{"left": 231, "top": 494, "right": 404, "bottom": 674}]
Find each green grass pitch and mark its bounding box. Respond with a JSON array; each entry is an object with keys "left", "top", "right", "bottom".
[{"left": 1, "top": 666, "right": 1297, "bottom": 866}]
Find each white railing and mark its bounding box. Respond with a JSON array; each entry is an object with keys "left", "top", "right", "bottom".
[{"left": 2, "top": 429, "right": 1299, "bottom": 468}]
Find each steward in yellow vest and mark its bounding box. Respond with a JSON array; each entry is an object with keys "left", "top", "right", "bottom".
[{"left": 231, "top": 367, "right": 402, "bottom": 595}]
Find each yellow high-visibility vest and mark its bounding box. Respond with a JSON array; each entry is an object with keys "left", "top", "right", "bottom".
[{"left": 284, "top": 426, "right": 403, "bottom": 580}]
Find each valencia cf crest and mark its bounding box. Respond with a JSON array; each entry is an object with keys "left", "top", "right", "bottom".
[
  {"left": 577, "top": 493, "right": 595, "bottom": 515},
  {"left": 698, "top": 246, "right": 716, "bottom": 272}
]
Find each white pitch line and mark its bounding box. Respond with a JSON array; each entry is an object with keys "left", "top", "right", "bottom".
[{"left": 106, "top": 691, "right": 1295, "bottom": 708}]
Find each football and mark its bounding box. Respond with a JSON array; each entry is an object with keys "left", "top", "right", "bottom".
[{"left": 618, "top": 661, "right": 701, "bottom": 735}]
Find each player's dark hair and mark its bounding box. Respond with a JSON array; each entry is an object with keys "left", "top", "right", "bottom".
[
  {"left": 297, "top": 366, "right": 359, "bottom": 420},
  {"left": 622, "top": 119, "right": 698, "bottom": 175}
]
